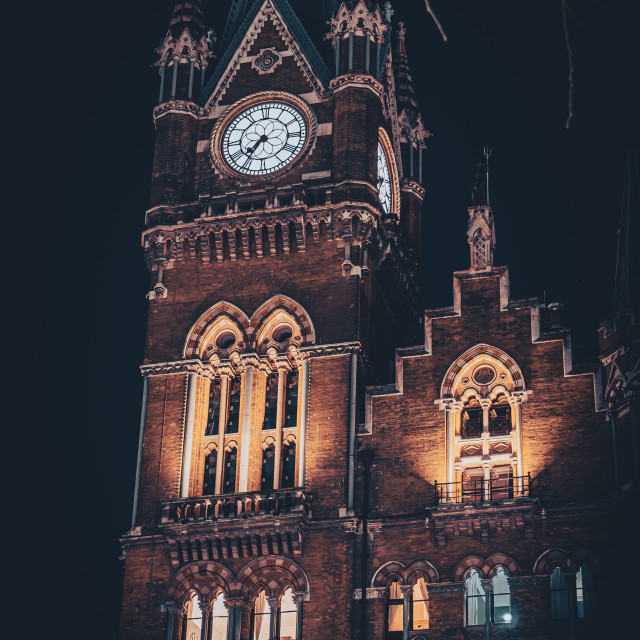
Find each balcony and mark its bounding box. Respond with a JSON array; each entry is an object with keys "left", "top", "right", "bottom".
[
  {"left": 159, "top": 489, "right": 311, "bottom": 567},
  {"left": 434, "top": 474, "right": 532, "bottom": 506},
  {"left": 427, "top": 476, "right": 538, "bottom": 548}
]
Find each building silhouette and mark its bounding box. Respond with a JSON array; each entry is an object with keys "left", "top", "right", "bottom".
[{"left": 119, "top": 2, "right": 639, "bottom": 639}]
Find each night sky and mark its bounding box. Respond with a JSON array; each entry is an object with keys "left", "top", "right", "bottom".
[{"left": 29, "top": 1, "right": 637, "bottom": 638}]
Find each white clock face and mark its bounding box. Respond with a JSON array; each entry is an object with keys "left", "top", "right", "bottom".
[
  {"left": 377, "top": 141, "right": 392, "bottom": 213},
  {"left": 222, "top": 102, "right": 307, "bottom": 176}
]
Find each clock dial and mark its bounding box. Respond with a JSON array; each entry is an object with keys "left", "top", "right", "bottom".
[
  {"left": 377, "top": 141, "right": 392, "bottom": 214},
  {"left": 222, "top": 102, "right": 307, "bottom": 176}
]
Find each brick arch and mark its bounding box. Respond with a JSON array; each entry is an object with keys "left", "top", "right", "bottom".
[
  {"left": 163, "top": 561, "right": 239, "bottom": 606},
  {"left": 568, "top": 548, "right": 597, "bottom": 572},
  {"left": 482, "top": 553, "right": 521, "bottom": 577},
  {"left": 533, "top": 548, "right": 571, "bottom": 575},
  {"left": 372, "top": 561, "right": 406, "bottom": 587},
  {"left": 249, "top": 295, "right": 316, "bottom": 347},
  {"left": 237, "top": 556, "right": 309, "bottom": 600},
  {"left": 405, "top": 560, "right": 439, "bottom": 584},
  {"left": 183, "top": 301, "right": 251, "bottom": 359},
  {"left": 441, "top": 343, "right": 526, "bottom": 399},
  {"left": 452, "top": 554, "right": 486, "bottom": 581}
]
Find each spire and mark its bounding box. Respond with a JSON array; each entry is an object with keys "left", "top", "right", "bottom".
[
  {"left": 467, "top": 148, "right": 496, "bottom": 272},
  {"left": 394, "top": 22, "right": 418, "bottom": 120},
  {"left": 613, "top": 130, "right": 640, "bottom": 316},
  {"left": 169, "top": 0, "right": 206, "bottom": 41}
]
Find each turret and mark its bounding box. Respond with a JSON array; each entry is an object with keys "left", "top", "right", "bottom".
[
  {"left": 149, "top": 1, "right": 213, "bottom": 209},
  {"left": 467, "top": 148, "right": 496, "bottom": 271}
]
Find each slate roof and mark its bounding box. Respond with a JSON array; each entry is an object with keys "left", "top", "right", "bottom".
[{"left": 199, "top": 0, "right": 332, "bottom": 106}]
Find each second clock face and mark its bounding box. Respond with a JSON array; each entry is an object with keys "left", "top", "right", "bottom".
[
  {"left": 377, "top": 141, "right": 392, "bottom": 214},
  {"left": 222, "top": 102, "right": 307, "bottom": 176}
]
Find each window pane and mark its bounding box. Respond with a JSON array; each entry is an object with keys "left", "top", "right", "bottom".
[
  {"left": 280, "top": 589, "right": 298, "bottom": 640},
  {"left": 466, "top": 571, "right": 486, "bottom": 626},
  {"left": 185, "top": 595, "right": 203, "bottom": 640},
  {"left": 254, "top": 591, "right": 271, "bottom": 640},
  {"left": 492, "top": 567, "right": 511, "bottom": 623},
  {"left": 550, "top": 567, "right": 569, "bottom": 619},
  {"left": 223, "top": 448, "right": 237, "bottom": 494},
  {"left": 263, "top": 373, "right": 279, "bottom": 430},
  {"left": 206, "top": 380, "right": 221, "bottom": 436},
  {"left": 203, "top": 450, "right": 217, "bottom": 495},
  {"left": 261, "top": 444, "right": 275, "bottom": 491},
  {"left": 576, "top": 566, "right": 595, "bottom": 619},
  {"left": 211, "top": 593, "right": 228, "bottom": 640},
  {"left": 387, "top": 604, "right": 404, "bottom": 631},
  {"left": 226, "top": 378, "right": 241, "bottom": 434},
  {"left": 412, "top": 579, "right": 429, "bottom": 630},
  {"left": 281, "top": 442, "right": 296, "bottom": 489},
  {"left": 284, "top": 372, "right": 299, "bottom": 429}
]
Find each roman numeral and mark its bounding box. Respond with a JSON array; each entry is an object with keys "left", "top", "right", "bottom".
[{"left": 283, "top": 143, "right": 297, "bottom": 153}]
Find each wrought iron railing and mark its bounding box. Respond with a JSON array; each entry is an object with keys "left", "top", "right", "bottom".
[
  {"left": 160, "top": 488, "right": 310, "bottom": 525},
  {"left": 462, "top": 419, "right": 483, "bottom": 438},
  {"left": 489, "top": 416, "right": 511, "bottom": 436},
  {"left": 433, "top": 474, "right": 532, "bottom": 505}
]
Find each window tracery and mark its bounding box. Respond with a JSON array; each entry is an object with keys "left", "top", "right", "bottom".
[{"left": 438, "top": 345, "right": 529, "bottom": 503}]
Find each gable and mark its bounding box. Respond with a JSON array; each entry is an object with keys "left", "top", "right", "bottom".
[{"left": 200, "top": 0, "right": 330, "bottom": 111}]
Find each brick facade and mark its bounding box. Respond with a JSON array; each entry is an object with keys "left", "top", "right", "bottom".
[{"left": 119, "top": 2, "right": 638, "bottom": 640}]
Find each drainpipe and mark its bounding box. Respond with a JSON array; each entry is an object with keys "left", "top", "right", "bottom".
[
  {"left": 347, "top": 352, "right": 358, "bottom": 511},
  {"left": 131, "top": 377, "right": 149, "bottom": 530}
]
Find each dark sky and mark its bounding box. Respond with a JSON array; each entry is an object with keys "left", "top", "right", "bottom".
[{"left": 28, "top": 1, "right": 637, "bottom": 638}]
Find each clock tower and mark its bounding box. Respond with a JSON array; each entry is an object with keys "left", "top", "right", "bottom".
[{"left": 120, "top": 1, "right": 429, "bottom": 639}]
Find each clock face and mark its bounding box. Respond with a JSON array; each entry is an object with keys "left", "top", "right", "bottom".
[
  {"left": 221, "top": 102, "right": 307, "bottom": 176},
  {"left": 377, "top": 142, "right": 392, "bottom": 213}
]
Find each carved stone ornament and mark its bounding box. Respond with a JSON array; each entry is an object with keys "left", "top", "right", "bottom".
[
  {"left": 252, "top": 48, "right": 283, "bottom": 74},
  {"left": 473, "top": 366, "right": 496, "bottom": 386}
]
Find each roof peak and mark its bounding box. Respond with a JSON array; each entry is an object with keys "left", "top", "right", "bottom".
[{"left": 169, "top": 0, "right": 206, "bottom": 41}]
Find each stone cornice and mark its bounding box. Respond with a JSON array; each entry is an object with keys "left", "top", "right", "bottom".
[
  {"left": 329, "top": 74, "right": 384, "bottom": 98},
  {"left": 140, "top": 359, "right": 216, "bottom": 380},
  {"left": 153, "top": 100, "right": 203, "bottom": 122},
  {"left": 401, "top": 180, "right": 425, "bottom": 201}
]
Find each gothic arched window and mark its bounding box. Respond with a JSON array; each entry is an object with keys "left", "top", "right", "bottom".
[
  {"left": 285, "top": 370, "right": 299, "bottom": 429},
  {"left": 281, "top": 440, "right": 296, "bottom": 489},
  {"left": 492, "top": 567, "right": 512, "bottom": 624},
  {"left": 184, "top": 592, "right": 204, "bottom": 640},
  {"left": 223, "top": 446, "right": 237, "bottom": 494},
  {"left": 550, "top": 567, "right": 569, "bottom": 619},
  {"left": 465, "top": 570, "right": 486, "bottom": 626},
  {"left": 261, "top": 443, "right": 275, "bottom": 492},
  {"left": 206, "top": 379, "right": 222, "bottom": 436},
  {"left": 412, "top": 578, "right": 429, "bottom": 631},
  {"left": 252, "top": 590, "right": 271, "bottom": 640},
  {"left": 203, "top": 447, "right": 217, "bottom": 496},
  {"left": 226, "top": 377, "right": 241, "bottom": 434},
  {"left": 211, "top": 592, "right": 229, "bottom": 640},
  {"left": 576, "top": 565, "right": 596, "bottom": 619},
  {"left": 386, "top": 581, "right": 404, "bottom": 638},
  {"left": 263, "top": 373, "right": 279, "bottom": 430},
  {"left": 280, "top": 588, "right": 299, "bottom": 640}
]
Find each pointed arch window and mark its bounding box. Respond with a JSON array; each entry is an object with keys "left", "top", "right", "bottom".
[
  {"left": 184, "top": 593, "right": 204, "bottom": 640},
  {"left": 462, "top": 402, "right": 483, "bottom": 439},
  {"left": 280, "top": 588, "right": 299, "bottom": 640},
  {"left": 492, "top": 567, "right": 512, "bottom": 624},
  {"left": 412, "top": 578, "right": 429, "bottom": 630},
  {"left": 223, "top": 446, "right": 237, "bottom": 494},
  {"left": 576, "top": 566, "right": 596, "bottom": 619},
  {"left": 206, "top": 379, "right": 222, "bottom": 436},
  {"left": 226, "top": 378, "right": 241, "bottom": 434},
  {"left": 465, "top": 570, "right": 486, "bottom": 626},
  {"left": 203, "top": 447, "right": 217, "bottom": 496},
  {"left": 252, "top": 590, "right": 271, "bottom": 640},
  {"left": 261, "top": 443, "right": 276, "bottom": 492},
  {"left": 211, "top": 592, "right": 229, "bottom": 640},
  {"left": 550, "top": 567, "right": 569, "bottom": 619},
  {"left": 474, "top": 230, "right": 487, "bottom": 269},
  {"left": 489, "top": 399, "right": 511, "bottom": 436},
  {"left": 263, "top": 373, "right": 279, "bottom": 430},
  {"left": 386, "top": 581, "right": 404, "bottom": 637},
  {"left": 281, "top": 441, "right": 296, "bottom": 489},
  {"left": 284, "top": 371, "right": 299, "bottom": 429}
]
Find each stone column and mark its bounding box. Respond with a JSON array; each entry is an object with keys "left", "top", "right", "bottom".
[
  {"left": 181, "top": 372, "right": 199, "bottom": 498},
  {"left": 293, "top": 592, "right": 306, "bottom": 640},
  {"left": 509, "top": 393, "right": 526, "bottom": 480},
  {"left": 297, "top": 358, "right": 310, "bottom": 488},
  {"left": 400, "top": 585, "right": 413, "bottom": 640},
  {"left": 163, "top": 602, "right": 181, "bottom": 640},
  {"left": 238, "top": 357, "right": 258, "bottom": 492},
  {"left": 481, "top": 579, "right": 493, "bottom": 640},
  {"left": 480, "top": 398, "right": 492, "bottom": 435},
  {"left": 224, "top": 597, "right": 245, "bottom": 640},
  {"left": 215, "top": 367, "right": 233, "bottom": 494},
  {"left": 267, "top": 596, "right": 280, "bottom": 640},
  {"left": 273, "top": 360, "right": 291, "bottom": 490},
  {"left": 200, "top": 600, "right": 213, "bottom": 640}
]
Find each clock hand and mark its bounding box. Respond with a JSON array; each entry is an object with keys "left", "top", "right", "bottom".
[{"left": 245, "top": 134, "right": 270, "bottom": 156}]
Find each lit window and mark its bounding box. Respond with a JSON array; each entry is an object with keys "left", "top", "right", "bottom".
[
  {"left": 489, "top": 402, "right": 511, "bottom": 436},
  {"left": 223, "top": 447, "right": 237, "bottom": 494},
  {"left": 492, "top": 568, "right": 511, "bottom": 624},
  {"left": 203, "top": 448, "right": 217, "bottom": 495},
  {"left": 184, "top": 593, "right": 203, "bottom": 640},
  {"left": 211, "top": 592, "right": 229, "bottom": 640},
  {"left": 280, "top": 588, "right": 298, "bottom": 640},
  {"left": 412, "top": 578, "right": 429, "bottom": 630},
  {"left": 462, "top": 404, "right": 483, "bottom": 439},
  {"left": 550, "top": 567, "right": 569, "bottom": 619},
  {"left": 576, "top": 566, "right": 595, "bottom": 619},
  {"left": 253, "top": 590, "right": 271, "bottom": 640},
  {"left": 386, "top": 581, "right": 404, "bottom": 637},
  {"left": 465, "top": 570, "right": 486, "bottom": 626},
  {"left": 281, "top": 441, "right": 296, "bottom": 489}
]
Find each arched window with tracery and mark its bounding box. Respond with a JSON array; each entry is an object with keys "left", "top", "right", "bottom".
[
  {"left": 263, "top": 373, "right": 279, "bottom": 430},
  {"left": 184, "top": 592, "right": 204, "bottom": 640},
  {"left": 492, "top": 567, "right": 512, "bottom": 624},
  {"left": 223, "top": 445, "right": 237, "bottom": 494},
  {"left": 280, "top": 588, "right": 299, "bottom": 639},
  {"left": 206, "top": 379, "right": 222, "bottom": 436},
  {"left": 576, "top": 566, "right": 596, "bottom": 619},
  {"left": 211, "top": 592, "right": 229, "bottom": 640},
  {"left": 252, "top": 590, "right": 271, "bottom": 640},
  {"left": 438, "top": 345, "right": 529, "bottom": 504},
  {"left": 465, "top": 569, "right": 486, "bottom": 627},
  {"left": 412, "top": 578, "right": 429, "bottom": 631},
  {"left": 386, "top": 581, "right": 404, "bottom": 639},
  {"left": 550, "top": 567, "right": 569, "bottom": 619},
  {"left": 203, "top": 446, "right": 217, "bottom": 496}
]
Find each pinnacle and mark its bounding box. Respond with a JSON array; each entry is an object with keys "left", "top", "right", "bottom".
[
  {"left": 169, "top": 0, "right": 206, "bottom": 41},
  {"left": 394, "top": 21, "right": 419, "bottom": 118}
]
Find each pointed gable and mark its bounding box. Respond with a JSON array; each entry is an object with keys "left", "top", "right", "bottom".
[{"left": 200, "top": 0, "right": 331, "bottom": 109}]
